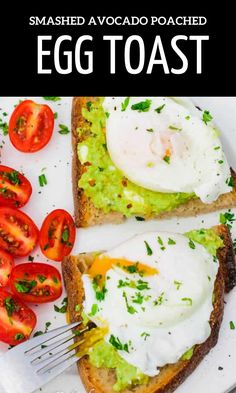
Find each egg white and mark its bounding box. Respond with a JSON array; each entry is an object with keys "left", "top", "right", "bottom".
[
  {"left": 82, "top": 231, "right": 218, "bottom": 376},
  {"left": 103, "top": 97, "right": 232, "bottom": 203}
]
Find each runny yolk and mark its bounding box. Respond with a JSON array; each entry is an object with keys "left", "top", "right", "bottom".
[
  {"left": 88, "top": 257, "right": 158, "bottom": 282},
  {"left": 69, "top": 326, "right": 108, "bottom": 357}
]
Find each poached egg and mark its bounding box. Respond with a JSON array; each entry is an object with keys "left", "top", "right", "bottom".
[
  {"left": 103, "top": 97, "right": 232, "bottom": 203},
  {"left": 82, "top": 231, "right": 218, "bottom": 377}
]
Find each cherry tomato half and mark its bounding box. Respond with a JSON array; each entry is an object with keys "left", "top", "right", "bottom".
[
  {"left": 10, "top": 262, "right": 62, "bottom": 303},
  {"left": 0, "top": 288, "right": 36, "bottom": 345},
  {"left": 39, "top": 209, "right": 75, "bottom": 262},
  {"left": 0, "top": 165, "right": 32, "bottom": 208},
  {"left": 9, "top": 100, "right": 54, "bottom": 153},
  {"left": 0, "top": 249, "right": 14, "bottom": 287},
  {"left": 0, "top": 207, "right": 39, "bottom": 257}
]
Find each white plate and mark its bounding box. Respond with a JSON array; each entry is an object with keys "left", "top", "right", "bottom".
[{"left": 0, "top": 97, "right": 236, "bottom": 393}]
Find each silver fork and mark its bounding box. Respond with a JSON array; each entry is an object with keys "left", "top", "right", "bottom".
[{"left": 0, "top": 321, "right": 88, "bottom": 393}]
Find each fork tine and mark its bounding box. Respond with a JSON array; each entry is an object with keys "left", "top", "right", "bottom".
[
  {"left": 36, "top": 339, "right": 82, "bottom": 374},
  {"left": 31, "top": 326, "right": 89, "bottom": 364},
  {"left": 24, "top": 321, "right": 81, "bottom": 354}
]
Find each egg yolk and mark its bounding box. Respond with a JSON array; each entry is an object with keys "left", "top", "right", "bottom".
[
  {"left": 88, "top": 256, "right": 158, "bottom": 283},
  {"left": 70, "top": 326, "right": 108, "bottom": 357}
]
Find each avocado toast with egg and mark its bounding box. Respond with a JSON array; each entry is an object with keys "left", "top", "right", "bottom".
[
  {"left": 72, "top": 97, "right": 236, "bottom": 227},
  {"left": 62, "top": 224, "right": 236, "bottom": 393}
]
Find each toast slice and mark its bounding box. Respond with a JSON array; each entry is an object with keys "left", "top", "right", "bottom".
[
  {"left": 62, "top": 224, "right": 236, "bottom": 393},
  {"left": 72, "top": 97, "right": 236, "bottom": 228}
]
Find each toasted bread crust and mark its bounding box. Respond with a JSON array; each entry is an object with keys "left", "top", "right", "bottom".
[
  {"left": 62, "top": 225, "right": 236, "bottom": 393},
  {"left": 72, "top": 97, "right": 236, "bottom": 228}
]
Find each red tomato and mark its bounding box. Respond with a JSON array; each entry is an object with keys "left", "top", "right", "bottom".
[
  {"left": 10, "top": 262, "right": 62, "bottom": 303},
  {"left": 0, "top": 207, "right": 39, "bottom": 257},
  {"left": 0, "top": 165, "right": 32, "bottom": 208},
  {"left": 0, "top": 288, "right": 36, "bottom": 345},
  {"left": 39, "top": 209, "right": 75, "bottom": 262},
  {"left": 9, "top": 100, "right": 54, "bottom": 153},
  {"left": 0, "top": 249, "right": 14, "bottom": 287}
]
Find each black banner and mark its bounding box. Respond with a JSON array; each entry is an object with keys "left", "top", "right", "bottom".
[{"left": 0, "top": 4, "right": 234, "bottom": 96}]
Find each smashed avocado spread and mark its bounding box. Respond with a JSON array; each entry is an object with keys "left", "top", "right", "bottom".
[
  {"left": 77, "top": 99, "right": 195, "bottom": 217},
  {"left": 89, "top": 340, "right": 148, "bottom": 391},
  {"left": 185, "top": 228, "right": 223, "bottom": 256}
]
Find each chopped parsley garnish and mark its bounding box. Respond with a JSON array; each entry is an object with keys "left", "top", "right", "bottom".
[
  {"left": 54, "top": 112, "right": 58, "bottom": 119},
  {"left": 214, "top": 146, "right": 220, "bottom": 150},
  {"left": 218, "top": 160, "right": 224, "bottom": 164},
  {"left": 92, "top": 276, "right": 107, "bottom": 301},
  {"left": 15, "top": 333, "right": 25, "bottom": 341},
  {"left": 157, "top": 236, "right": 165, "bottom": 251},
  {"left": 125, "top": 263, "right": 139, "bottom": 274},
  {"left": 219, "top": 210, "right": 236, "bottom": 229},
  {"left": 28, "top": 255, "right": 34, "bottom": 262},
  {"left": 155, "top": 104, "right": 165, "bottom": 114},
  {"left": 181, "top": 297, "right": 193, "bottom": 306},
  {"left": 202, "top": 110, "right": 213, "bottom": 124},
  {"left": 54, "top": 297, "right": 68, "bottom": 313},
  {"left": 15, "top": 280, "right": 37, "bottom": 293},
  {"left": 146, "top": 128, "right": 154, "bottom": 132},
  {"left": 188, "top": 239, "right": 196, "bottom": 249},
  {"left": 136, "top": 279, "right": 150, "bottom": 290},
  {"left": 86, "top": 101, "right": 92, "bottom": 110},
  {"left": 37, "top": 275, "right": 47, "bottom": 283},
  {"left": 33, "top": 321, "right": 51, "bottom": 337},
  {"left": 89, "top": 303, "right": 99, "bottom": 316},
  {"left": 105, "top": 112, "right": 110, "bottom": 118},
  {"left": 163, "top": 155, "right": 170, "bottom": 164},
  {"left": 169, "top": 125, "right": 182, "bottom": 131},
  {"left": 117, "top": 278, "right": 149, "bottom": 291},
  {"left": 38, "top": 174, "right": 47, "bottom": 187},
  {"left": 141, "top": 332, "right": 150, "bottom": 340},
  {"left": 168, "top": 238, "right": 176, "bottom": 245},
  {"left": 153, "top": 292, "right": 164, "bottom": 306},
  {"left": 132, "top": 292, "right": 144, "bottom": 304},
  {"left": 42, "top": 97, "right": 61, "bottom": 101},
  {"left": 121, "top": 97, "right": 130, "bottom": 112},
  {"left": 226, "top": 176, "right": 234, "bottom": 188},
  {"left": 95, "top": 286, "right": 107, "bottom": 301},
  {"left": 174, "top": 280, "right": 182, "bottom": 290},
  {"left": 0, "top": 118, "right": 9, "bottom": 135},
  {"left": 58, "top": 124, "right": 70, "bottom": 135},
  {"left": 213, "top": 255, "right": 218, "bottom": 263},
  {"left": 5, "top": 170, "right": 21, "bottom": 185},
  {"left": 230, "top": 321, "right": 235, "bottom": 330},
  {"left": 185, "top": 115, "right": 190, "bottom": 120},
  {"left": 75, "top": 304, "right": 81, "bottom": 312},
  {"left": 109, "top": 335, "right": 129, "bottom": 352},
  {"left": 123, "top": 291, "right": 137, "bottom": 314},
  {"left": 144, "top": 240, "right": 153, "bottom": 255},
  {"left": 131, "top": 99, "right": 152, "bottom": 113},
  {"left": 4, "top": 297, "right": 16, "bottom": 317},
  {"left": 135, "top": 216, "right": 145, "bottom": 221}
]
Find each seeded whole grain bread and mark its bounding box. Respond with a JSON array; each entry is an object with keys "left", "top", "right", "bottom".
[
  {"left": 72, "top": 97, "right": 236, "bottom": 228},
  {"left": 62, "top": 224, "right": 236, "bottom": 393}
]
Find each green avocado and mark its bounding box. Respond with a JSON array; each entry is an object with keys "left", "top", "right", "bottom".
[
  {"left": 185, "top": 228, "right": 223, "bottom": 256},
  {"left": 86, "top": 228, "right": 222, "bottom": 392},
  {"left": 89, "top": 340, "right": 148, "bottom": 392},
  {"left": 77, "top": 99, "right": 195, "bottom": 217}
]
